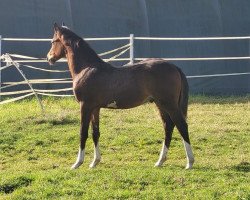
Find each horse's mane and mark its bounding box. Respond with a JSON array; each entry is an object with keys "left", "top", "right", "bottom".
[{"left": 60, "top": 27, "right": 103, "bottom": 63}]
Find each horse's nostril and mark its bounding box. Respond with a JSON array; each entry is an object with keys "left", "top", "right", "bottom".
[{"left": 47, "top": 57, "right": 55, "bottom": 65}]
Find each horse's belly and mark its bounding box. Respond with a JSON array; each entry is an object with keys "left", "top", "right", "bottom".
[{"left": 104, "top": 92, "right": 149, "bottom": 109}]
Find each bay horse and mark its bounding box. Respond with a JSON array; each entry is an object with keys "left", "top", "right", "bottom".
[{"left": 47, "top": 23, "right": 194, "bottom": 170}]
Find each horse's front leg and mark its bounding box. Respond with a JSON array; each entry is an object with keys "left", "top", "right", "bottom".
[
  {"left": 89, "top": 108, "right": 101, "bottom": 168},
  {"left": 71, "top": 102, "right": 93, "bottom": 169}
]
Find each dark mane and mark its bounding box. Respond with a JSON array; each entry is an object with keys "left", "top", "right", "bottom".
[{"left": 60, "top": 27, "right": 104, "bottom": 64}]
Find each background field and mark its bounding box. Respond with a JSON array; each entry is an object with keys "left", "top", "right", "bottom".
[{"left": 0, "top": 96, "right": 249, "bottom": 199}]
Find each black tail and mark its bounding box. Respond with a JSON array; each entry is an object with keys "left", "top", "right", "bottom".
[{"left": 177, "top": 68, "right": 189, "bottom": 118}]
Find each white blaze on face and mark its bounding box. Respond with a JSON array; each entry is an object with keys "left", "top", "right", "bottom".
[
  {"left": 155, "top": 142, "right": 168, "bottom": 167},
  {"left": 71, "top": 148, "right": 85, "bottom": 169},
  {"left": 183, "top": 140, "right": 194, "bottom": 169},
  {"left": 107, "top": 101, "right": 118, "bottom": 108}
]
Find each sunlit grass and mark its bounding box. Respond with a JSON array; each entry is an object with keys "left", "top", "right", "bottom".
[{"left": 0, "top": 95, "right": 249, "bottom": 199}]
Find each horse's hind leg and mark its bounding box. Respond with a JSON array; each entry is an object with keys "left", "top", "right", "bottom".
[
  {"left": 155, "top": 106, "right": 175, "bottom": 167},
  {"left": 169, "top": 109, "right": 194, "bottom": 169},
  {"left": 89, "top": 108, "right": 101, "bottom": 168}
]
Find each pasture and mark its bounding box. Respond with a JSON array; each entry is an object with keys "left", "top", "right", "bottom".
[{"left": 0, "top": 95, "right": 249, "bottom": 199}]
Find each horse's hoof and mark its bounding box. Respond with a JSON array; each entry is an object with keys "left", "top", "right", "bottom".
[
  {"left": 185, "top": 161, "right": 194, "bottom": 170},
  {"left": 154, "top": 161, "right": 163, "bottom": 167},
  {"left": 71, "top": 162, "right": 83, "bottom": 170},
  {"left": 89, "top": 159, "right": 101, "bottom": 168},
  {"left": 185, "top": 165, "right": 192, "bottom": 170},
  {"left": 154, "top": 157, "right": 166, "bottom": 167}
]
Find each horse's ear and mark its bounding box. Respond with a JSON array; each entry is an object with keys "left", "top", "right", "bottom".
[
  {"left": 53, "top": 22, "right": 59, "bottom": 32},
  {"left": 61, "top": 22, "right": 70, "bottom": 30}
]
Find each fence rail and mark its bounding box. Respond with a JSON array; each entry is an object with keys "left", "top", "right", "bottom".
[
  {"left": 3, "top": 35, "right": 250, "bottom": 41},
  {"left": 134, "top": 36, "right": 250, "bottom": 40},
  {"left": 1, "top": 37, "right": 130, "bottom": 41}
]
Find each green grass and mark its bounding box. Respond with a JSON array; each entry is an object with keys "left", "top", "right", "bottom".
[{"left": 0, "top": 96, "right": 249, "bottom": 200}]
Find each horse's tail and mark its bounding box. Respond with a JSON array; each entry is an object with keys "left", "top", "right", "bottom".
[{"left": 177, "top": 67, "right": 189, "bottom": 118}]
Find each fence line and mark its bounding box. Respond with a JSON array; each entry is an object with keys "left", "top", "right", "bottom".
[
  {"left": 3, "top": 55, "right": 250, "bottom": 63},
  {"left": 0, "top": 93, "right": 34, "bottom": 105},
  {"left": 187, "top": 72, "right": 250, "bottom": 79},
  {"left": 0, "top": 42, "right": 132, "bottom": 107},
  {"left": 1, "top": 37, "right": 130, "bottom": 42},
  {"left": 2, "top": 70, "right": 249, "bottom": 88},
  {"left": 1, "top": 78, "right": 72, "bottom": 89},
  {"left": 105, "top": 47, "right": 130, "bottom": 62},
  {"left": 3, "top": 54, "right": 44, "bottom": 111},
  {"left": 21, "top": 64, "right": 69, "bottom": 73},
  {"left": 0, "top": 63, "right": 12, "bottom": 71},
  {"left": 2, "top": 35, "right": 250, "bottom": 41},
  {"left": 1, "top": 87, "right": 73, "bottom": 96},
  {"left": 37, "top": 92, "right": 74, "bottom": 97},
  {"left": 135, "top": 56, "right": 250, "bottom": 61},
  {"left": 1, "top": 58, "right": 131, "bottom": 63},
  {"left": 99, "top": 43, "right": 130, "bottom": 56},
  {"left": 0, "top": 80, "right": 73, "bottom": 90},
  {"left": 134, "top": 36, "right": 250, "bottom": 40},
  {"left": 1, "top": 35, "right": 250, "bottom": 108}
]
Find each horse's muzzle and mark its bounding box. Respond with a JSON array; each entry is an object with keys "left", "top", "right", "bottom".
[{"left": 47, "top": 55, "right": 56, "bottom": 65}]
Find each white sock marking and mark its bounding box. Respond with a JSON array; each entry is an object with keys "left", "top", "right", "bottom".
[
  {"left": 71, "top": 148, "right": 85, "bottom": 169},
  {"left": 89, "top": 144, "right": 101, "bottom": 168},
  {"left": 183, "top": 140, "right": 194, "bottom": 169},
  {"left": 155, "top": 142, "right": 168, "bottom": 167}
]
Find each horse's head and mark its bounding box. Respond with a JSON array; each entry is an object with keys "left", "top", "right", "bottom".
[
  {"left": 47, "top": 23, "right": 68, "bottom": 65},
  {"left": 47, "top": 23, "right": 101, "bottom": 67}
]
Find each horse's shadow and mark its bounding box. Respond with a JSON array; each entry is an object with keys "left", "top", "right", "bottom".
[
  {"left": 168, "top": 162, "right": 250, "bottom": 173},
  {"left": 163, "top": 164, "right": 218, "bottom": 172},
  {"left": 35, "top": 117, "right": 76, "bottom": 126},
  {"left": 230, "top": 162, "right": 250, "bottom": 172}
]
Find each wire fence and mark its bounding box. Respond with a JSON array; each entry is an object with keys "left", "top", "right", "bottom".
[
  {"left": 0, "top": 41, "right": 131, "bottom": 108},
  {"left": 1, "top": 35, "right": 250, "bottom": 109}
]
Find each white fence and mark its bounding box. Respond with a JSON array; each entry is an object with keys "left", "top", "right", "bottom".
[{"left": 1, "top": 34, "right": 250, "bottom": 110}]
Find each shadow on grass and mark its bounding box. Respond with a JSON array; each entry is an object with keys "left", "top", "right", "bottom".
[
  {"left": 0, "top": 176, "right": 33, "bottom": 194},
  {"left": 183, "top": 162, "right": 250, "bottom": 173},
  {"left": 161, "top": 164, "right": 216, "bottom": 172},
  {"left": 231, "top": 162, "right": 250, "bottom": 172},
  {"left": 35, "top": 117, "right": 76, "bottom": 126}
]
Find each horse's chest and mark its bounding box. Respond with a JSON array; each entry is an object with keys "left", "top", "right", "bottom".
[
  {"left": 73, "top": 85, "right": 90, "bottom": 99},
  {"left": 73, "top": 77, "right": 94, "bottom": 101}
]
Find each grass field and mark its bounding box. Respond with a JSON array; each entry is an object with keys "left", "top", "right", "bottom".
[{"left": 0, "top": 96, "right": 249, "bottom": 199}]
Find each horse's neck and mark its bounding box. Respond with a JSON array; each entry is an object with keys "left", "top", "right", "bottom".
[
  {"left": 66, "top": 45, "right": 103, "bottom": 78},
  {"left": 66, "top": 51, "right": 79, "bottom": 78}
]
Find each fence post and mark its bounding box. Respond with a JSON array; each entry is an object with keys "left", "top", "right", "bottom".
[{"left": 129, "top": 34, "right": 134, "bottom": 64}]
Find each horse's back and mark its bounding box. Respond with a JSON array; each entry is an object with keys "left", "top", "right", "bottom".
[
  {"left": 132, "top": 59, "right": 183, "bottom": 105},
  {"left": 119, "top": 58, "right": 183, "bottom": 91},
  {"left": 127, "top": 59, "right": 181, "bottom": 76}
]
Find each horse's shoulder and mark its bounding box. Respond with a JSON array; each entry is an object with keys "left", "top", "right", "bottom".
[{"left": 73, "top": 68, "right": 94, "bottom": 87}]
